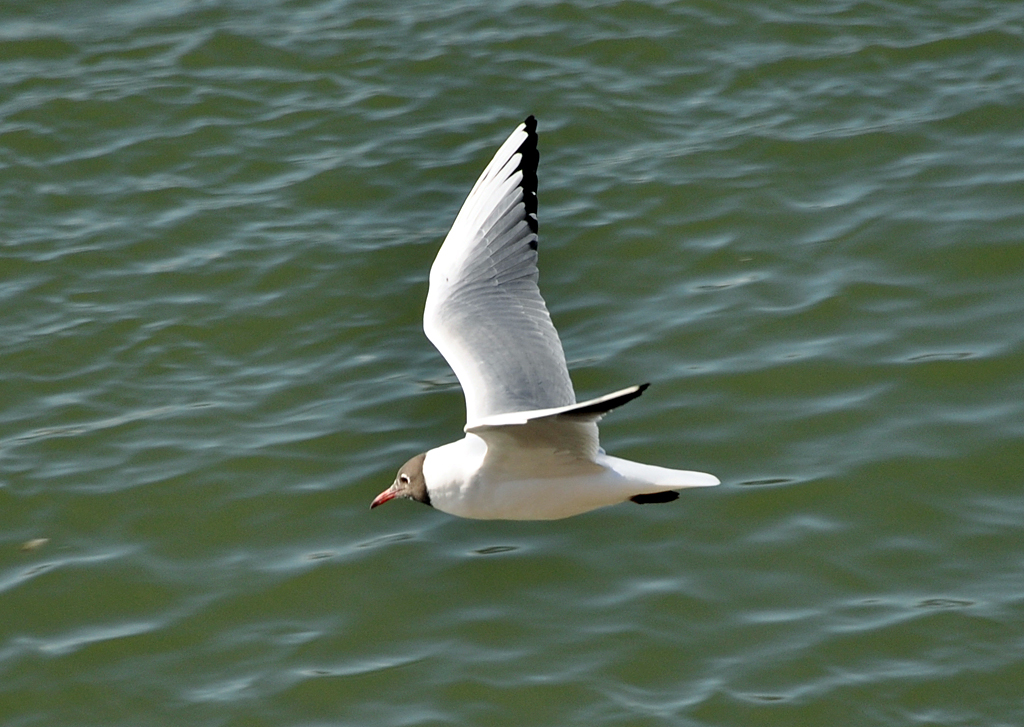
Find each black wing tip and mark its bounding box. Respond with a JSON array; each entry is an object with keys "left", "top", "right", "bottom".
[
  {"left": 559, "top": 383, "right": 651, "bottom": 419},
  {"left": 610, "top": 382, "right": 649, "bottom": 410},
  {"left": 517, "top": 115, "right": 539, "bottom": 235},
  {"left": 630, "top": 491, "right": 680, "bottom": 505}
]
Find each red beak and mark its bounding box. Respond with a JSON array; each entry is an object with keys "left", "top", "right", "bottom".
[{"left": 370, "top": 484, "right": 398, "bottom": 509}]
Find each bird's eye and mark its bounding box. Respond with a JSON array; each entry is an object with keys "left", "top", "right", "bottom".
[{"left": 400, "top": 474, "right": 410, "bottom": 484}]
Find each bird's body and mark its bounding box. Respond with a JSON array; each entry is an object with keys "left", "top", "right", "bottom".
[
  {"left": 371, "top": 116, "right": 719, "bottom": 520},
  {"left": 421, "top": 434, "right": 714, "bottom": 520}
]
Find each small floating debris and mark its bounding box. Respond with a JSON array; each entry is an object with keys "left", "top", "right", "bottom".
[{"left": 20, "top": 538, "right": 50, "bottom": 552}]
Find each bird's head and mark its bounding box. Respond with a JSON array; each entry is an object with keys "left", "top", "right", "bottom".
[{"left": 370, "top": 453, "right": 430, "bottom": 509}]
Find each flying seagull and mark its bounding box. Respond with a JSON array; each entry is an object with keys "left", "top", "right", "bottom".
[{"left": 371, "top": 116, "right": 719, "bottom": 520}]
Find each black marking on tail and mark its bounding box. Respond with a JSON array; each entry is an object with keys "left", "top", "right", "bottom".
[{"left": 630, "top": 491, "right": 679, "bottom": 505}]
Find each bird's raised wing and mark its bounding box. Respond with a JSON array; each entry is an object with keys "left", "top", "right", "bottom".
[{"left": 424, "top": 116, "right": 576, "bottom": 427}]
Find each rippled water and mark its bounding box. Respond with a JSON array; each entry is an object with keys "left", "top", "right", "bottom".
[{"left": 3, "top": 1, "right": 1023, "bottom": 724}]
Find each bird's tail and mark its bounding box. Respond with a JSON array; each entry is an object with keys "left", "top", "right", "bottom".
[{"left": 599, "top": 454, "right": 720, "bottom": 490}]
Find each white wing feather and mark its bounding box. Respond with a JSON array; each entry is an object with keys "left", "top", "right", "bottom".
[{"left": 424, "top": 117, "right": 576, "bottom": 426}]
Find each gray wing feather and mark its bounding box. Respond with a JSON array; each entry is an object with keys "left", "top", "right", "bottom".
[{"left": 424, "top": 117, "right": 576, "bottom": 425}]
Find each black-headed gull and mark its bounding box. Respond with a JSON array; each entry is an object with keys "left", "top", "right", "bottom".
[{"left": 371, "top": 116, "right": 719, "bottom": 520}]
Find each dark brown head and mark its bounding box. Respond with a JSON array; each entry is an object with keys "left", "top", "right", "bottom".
[{"left": 370, "top": 453, "right": 431, "bottom": 510}]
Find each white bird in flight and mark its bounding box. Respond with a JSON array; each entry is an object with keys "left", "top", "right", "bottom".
[{"left": 371, "top": 116, "right": 719, "bottom": 520}]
